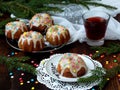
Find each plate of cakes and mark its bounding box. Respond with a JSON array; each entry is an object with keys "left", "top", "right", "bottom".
[
  {"left": 36, "top": 53, "right": 103, "bottom": 90},
  {"left": 5, "top": 13, "right": 78, "bottom": 53},
  {"left": 45, "top": 53, "right": 97, "bottom": 82}
]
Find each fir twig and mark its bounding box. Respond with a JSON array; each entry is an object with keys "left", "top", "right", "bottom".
[
  {"left": 0, "top": 55, "right": 36, "bottom": 75},
  {"left": 0, "top": 18, "right": 16, "bottom": 28},
  {"left": 82, "top": 1, "right": 117, "bottom": 10},
  {"left": 77, "top": 65, "right": 120, "bottom": 90},
  {"left": 68, "top": 0, "right": 117, "bottom": 10},
  {"left": 0, "top": 18, "right": 16, "bottom": 35},
  {"left": 91, "top": 43, "right": 120, "bottom": 59}
]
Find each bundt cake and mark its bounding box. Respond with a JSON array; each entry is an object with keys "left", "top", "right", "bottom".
[
  {"left": 46, "top": 25, "right": 70, "bottom": 46},
  {"left": 29, "top": 13, "right": 54, "bottom": 33},
  {"left": 57, "top": 53, "right": 88, "bottom": 78},
  {"left": 5, "top": 21, "right": 28, "bottom": 40},
  {"left": 18, "top": 31, "right": 44, "bottom": 52}
]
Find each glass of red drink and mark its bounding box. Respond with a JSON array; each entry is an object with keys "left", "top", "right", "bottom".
[{"left": 82, "top": 10, "right": 110, "bottom": 46}]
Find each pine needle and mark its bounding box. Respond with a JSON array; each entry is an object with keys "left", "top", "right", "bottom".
[
  {"left": 0, "top": 55, "right": 36, "bottom": 75},
  {"left": 91, "top": 43, "right": 120, "bottom": 59}
]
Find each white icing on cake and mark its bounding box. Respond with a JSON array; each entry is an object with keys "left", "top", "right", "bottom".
[
  {"left": 18, "top": 31, "right": 44, "bottom": 48},
  {"left": 5, "top": 21, "right": 27, "bottom": 39},
  {"left": 46, "top": 25, "right": 69, "bottom": 42},
  {"left": 29, "top": 13, "right": 53, "bottom": 28},
  {"left": 58, "top": 53, "right": 87, "bottom": 77}
]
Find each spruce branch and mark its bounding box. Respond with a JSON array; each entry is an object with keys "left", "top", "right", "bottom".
[
  {"left": 91, "top": 43, "right": 120, "bottom": 59},
  {"left": 0, "top": 55, "right": 36, "bottom": 75},
  {"left": 68, "top": 0, "right": 117, "bottom": 10},
  {"left": 84, "top": 1, "right": 117, "bottom": 10},
  {"left": 78, "top": 65, "right": 120, "bottom": 90},
  {"left": 0, "top": 18, "right": 16, "bottom": 35}
]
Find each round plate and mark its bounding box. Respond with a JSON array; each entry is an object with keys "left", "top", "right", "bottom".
[
  {"left": 6, "top": 16, "right": 78, "bottom": 53},
  {"left": 45, "top": 54, "right": 96, "bottom": 82},
  {"left": 6, "top": 38, "right": 65, "bottom": 53}
]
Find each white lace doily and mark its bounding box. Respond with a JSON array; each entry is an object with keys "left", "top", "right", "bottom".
[{"left": 36, "top": 56, "right": 102, "bottom": 90}]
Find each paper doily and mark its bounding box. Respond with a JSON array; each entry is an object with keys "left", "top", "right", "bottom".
[{"left": 36, "top": 55, "right": 102, "bottom": 90}]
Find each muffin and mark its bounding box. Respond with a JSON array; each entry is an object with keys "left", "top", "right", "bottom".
[
  {"left": 5, "top": 21, "right": 28, "bottom": 40},
  {"left": 18, "top": 31, "right": 44, "bottom": 52},
  {"left": 29, "top": 13, "right": 54, "bottom": 33},
  {"left": 57, "top": 53, "right": 88, "bottom": 78},
  {"left": 46, "top": 25, "right": 70, "bottom": 46}
]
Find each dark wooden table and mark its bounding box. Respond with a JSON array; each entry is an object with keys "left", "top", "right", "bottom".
[{"left": 0, "top": 14, "right": 120, "bottom": 90}]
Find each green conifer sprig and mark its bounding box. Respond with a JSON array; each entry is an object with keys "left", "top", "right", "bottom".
[
  {"left": 82, "top": 1, "right": 117, "bottom": 10},
  {"left": 78, "top": 65, "right": 120, "bottom": 90},
  {"left": 0, "top": 18, "right": 16, "bottom": 35},
  {"left": 0, "top": 55, "right": 37, "bottom": 75},
  {"left": 91, "top": 43, "right": 120, "bottom": 59}
]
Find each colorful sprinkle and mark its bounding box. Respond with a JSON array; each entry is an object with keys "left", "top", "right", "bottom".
[
  {"left": 100, "top": 55, "right": 105, "bottom": 58},
  {"left": 20, "top": 82, "right": 24, "bottom": 85},
  {"left": 73, "top": 70, "right": 76, "bottom": 73},
  {"left": 109, "top": 65, "right": 113, "bottom": 68},
  {"left": 107, "top": 78, "right": 110, "bottom": 80},
  {"left": 35, "top": 81, "right": 39, "bottom": 84},
  {"left": 106, "top": 61, "right": 109, "bottom": 64},
  {"left": 21, "top": 73, "right": 25, "bottom": 76},
  {"left": 89, "top": 54, "right": 92, "bottom": 57},
  {"left": 10, "top": 76, "right": 14, "bottom": 78},
  {"left": 31, "top": 87, "right": 35, "bottom": 90},
  {"left": 27, "top": 81, "right": 30, "bottom": 84},
  {"left": 113, "top": 59, "right": 117, "bottom": 63},
  {"left": 117, "top": 74, "right": 120, "bottom": 77},
  {"left": 17, "top": 68, "right": 21, "bottom": 70},
  {"left": 15, "top": 52, "right": 18, "bottom": 55},
  {"left": 91, "top": 88, "right": 95, "bottom": 90},
  {"left": 9, "top": 72, "right": 13, "bottom": 76},
  {"left": 113, "top": 55, "right": 117, "bottom": 58},
  {"left": 96, "top": 51, "right": 99, "bottom": 53},
  {"left": 30, "top": 78, "right": 34, "bottom": 82},
  {"left": 11, "top": 52, "right": 14, "bottom": 56}
]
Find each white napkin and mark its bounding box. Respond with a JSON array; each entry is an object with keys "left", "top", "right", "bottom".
[
  {"left": 81, "top": 0, "right": 120, "bottom": 17},
  {"left": 77, "top": 0, "right": 120, "bottom": 42},
  {"left": 59, "top": 0, "right": 120, "bottom": 43},
  {"left": 52, "top": 15, "right": 120, "bottom": 44}
]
